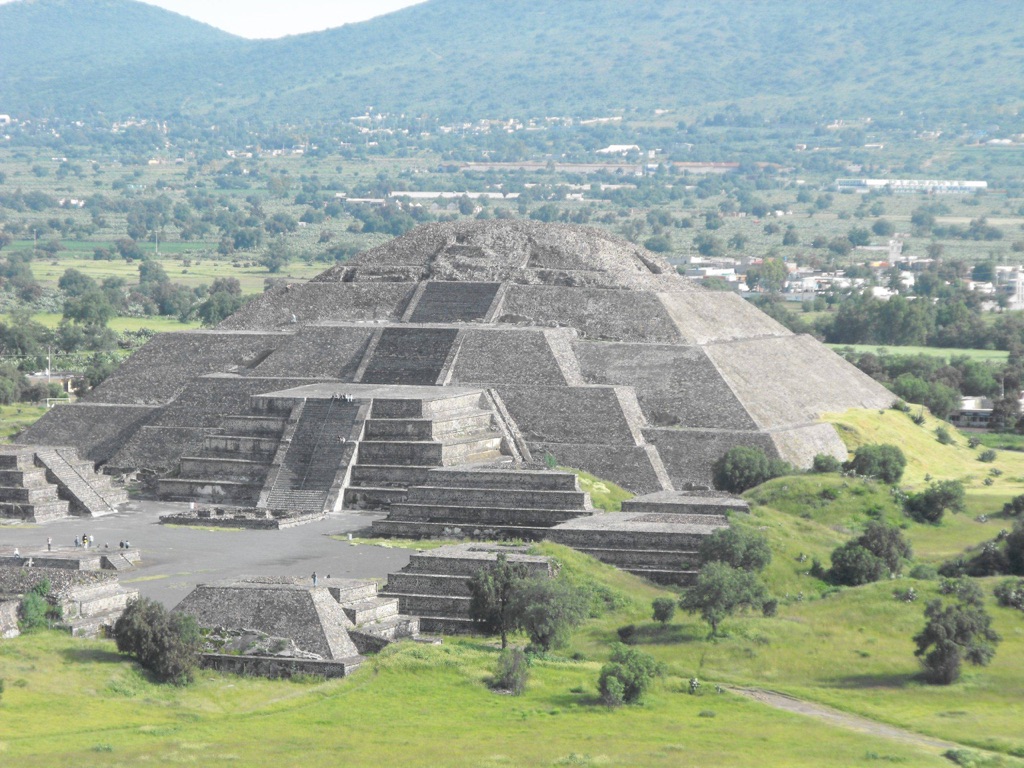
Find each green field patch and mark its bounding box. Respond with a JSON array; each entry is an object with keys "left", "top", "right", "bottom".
[
  {"left": 826, "top": 344, "right": 1009, "bottom": 363},
  {"left": 558, "top": 468, "right": 634, "bottom": 512},
  {"left": 0, "top": 404, "right": 48, "bottom": 442}
]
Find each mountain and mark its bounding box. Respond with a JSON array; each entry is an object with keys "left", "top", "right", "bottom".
[{"left": 1, "top": 0, "right": 1022, "bottom": 122}]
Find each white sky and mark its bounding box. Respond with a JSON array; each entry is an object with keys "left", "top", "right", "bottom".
[{"left": 2, "top": 0, "right": 427, "bottom": 39}]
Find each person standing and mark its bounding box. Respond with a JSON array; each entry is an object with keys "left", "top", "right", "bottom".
[{"left": 47, "top": 536, "right": 52, "bottom": 552}]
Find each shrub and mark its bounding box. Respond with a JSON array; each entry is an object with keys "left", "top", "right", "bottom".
[
  {"left": 844, "top": 444, "right": 906, "bottom": 484},
  {"left": 762, "top": 598, "right": 778, "bottom": 617},
  {"left": 828, "top": 542, "right": 887, "bottom": 586},
  {"left": 993, "top": 578, "right": 1024, "bottom": 611},
  {"left": 914, "top": 599, "right": 1000, "bottom": 684},
  {"left": 651, "top": 598, "right": 676, "bottom": 625},
  {"left": 711, "top": 446, "right": 792, "bottom": 493},
  {"left": 905, "top": 480, "right": 966, "bottom": 524},
  {"left": 598, "top": 644, "right": 663, "bottom": 705},
  {"left": 856, "top": 520, "right": 913, "bottom": 575},
  {"left": 1002, "top": 494, "right": 1024, "bottom": 517},
  {"left": 909, "top": 563, "right": 939, "bottom": 580},
  {"left": 112, "top": 598, "right": 201, "bottom": 686},
  {"left": 617, "top": 624, "right": 638, "bottom": 644},
  {"left": 968, "top": 437, "right": 981, "bottom": 449},
  {"left": 812, "top": 454, "right": 842, "bottom": 473},
  {"left": 935, "top": 427, "right": 955, "bottom": 445},
  {"left": 979, "top": 449, "right": 998, "bottom": 463},
  {"left": 1007, "top": 521, "right": 1024, "bottom": 575},
  {"left": 698, "top": 527, "right": 772, "bottom": 572},
  {"left": 493, "top": 647, "right": 530, "bottom": 695},
  {"left": 17, "top": 579, "right": 61, "bottom": 631}
]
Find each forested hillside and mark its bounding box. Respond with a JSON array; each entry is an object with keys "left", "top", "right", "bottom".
[{"left": 1, "top": 0, "right": 1022, "bottom": 121}]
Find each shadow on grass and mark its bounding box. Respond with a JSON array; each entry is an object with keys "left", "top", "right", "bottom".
[
  {"left": 61, "top": 647, "right": 124, "bottom": 665},
  {"left": 629, "top": 624, "right": 692, "bottom": 645},
  {"left": 832, "top": 672, "right": 916, "bottom": 689}
]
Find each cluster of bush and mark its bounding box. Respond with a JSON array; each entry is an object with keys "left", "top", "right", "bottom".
[{"left": 112, "top": 598, "right": 202, "bottom": 686}]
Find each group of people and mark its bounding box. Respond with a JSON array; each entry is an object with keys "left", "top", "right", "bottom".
[{"left": 72, "top": 535, "right": 131, "bottom": 549}]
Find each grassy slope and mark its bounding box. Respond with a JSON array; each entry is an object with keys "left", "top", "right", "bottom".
[
  {"left": 825, "top": 344, "right": 1010, "bottom": 363},
  {"left": 4, "top": 410, "right": 1024, "bottom": 764}
]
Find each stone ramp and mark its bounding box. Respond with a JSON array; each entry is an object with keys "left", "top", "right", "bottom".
[
  {"left": 262, "top": 399, "right": 360, "bottom": 514},
  {"left": 359, "top": 327, "right": 460, "bottom": 385},
  {"left": 34, "top": 447, "right": 127, "bottom": 517},
  {"left": 407, "top": 282, "right": 501, "bottom": 323}
]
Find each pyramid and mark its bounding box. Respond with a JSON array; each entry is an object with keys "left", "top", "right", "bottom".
[{"left": 19, "top": 220, "right": 891, "bottom": 506}]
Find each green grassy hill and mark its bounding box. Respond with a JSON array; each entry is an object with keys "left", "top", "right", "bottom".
[{"left": 1, "top": 0, "right": 1022, "bottom": 121}]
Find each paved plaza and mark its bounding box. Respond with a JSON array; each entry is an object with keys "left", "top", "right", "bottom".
[{"left": 0, "top": 501, "right": 413, "bottom": 606}]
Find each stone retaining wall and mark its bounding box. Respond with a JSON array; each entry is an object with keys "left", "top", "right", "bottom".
[{"left": 199, "top": 653, "right": 359, "bottom": 679}]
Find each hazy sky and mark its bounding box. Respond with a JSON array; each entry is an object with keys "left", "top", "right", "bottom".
[{"left": 2, "top": 0, "right": 427, "bottom": 39}]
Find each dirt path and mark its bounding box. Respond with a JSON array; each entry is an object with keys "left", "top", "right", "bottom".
[{"left": 730, "top": 687, "right": 960, "bottom": 752}]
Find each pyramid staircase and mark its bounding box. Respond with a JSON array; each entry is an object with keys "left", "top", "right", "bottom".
[
  {"left": 0, "top": 447, "right": 126, "bottom": 522},
  {"left": 344, "top": 391, "right": 507, "bottom": 511}
]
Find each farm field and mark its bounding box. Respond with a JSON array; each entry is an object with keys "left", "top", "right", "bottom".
[{"left": 826, "top": 344, "right": 1010, "bottom": 363}]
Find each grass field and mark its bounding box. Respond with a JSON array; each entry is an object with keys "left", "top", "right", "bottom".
[
  {"left": 826, "top": 344, "right": 1010, "bottom": 363},
  {"left": 2, "top": 313, "right": 202, "bottom": 332},
  {"left": 0, "top": 404, "right": 47, "bottom": 441}
]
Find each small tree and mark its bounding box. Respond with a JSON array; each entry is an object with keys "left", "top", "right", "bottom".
[
  {"left": 509, "top": 576, "right": 589, "bottom": 652},
  {"left": 113, "top": 598, "right": 201, "bottom": 686},
  {"left": 913, "top": 599, "right": 1000, "bottom": 684},
  {"left": 698, "top": 527, "right": 772, "bottom": 572},
  {"left": 812, "top": 454, "right": 842, "bottom": 473},
  {"left": 468, "top": 554, "right": 530, "bottom": 649},
  {"left": 905, "top": 480, "right": 966, "bottom": 524},
  {"left": 598, "top": 644, "right": 663, "bottom": 705},
  {"left": 652, "top": 597, "right": 676, "bottom": 625},
  {"left": 845, "top": 444, "right": 906, "bottom": 484},
  {"left": 680, "top": 562, "right": 767, "bottom": 636},
  {"left": 712, "top": 446, "right": 791, "bottom": 494},
  {"left": 993, "top": 578, "right": 1024, "bottom": 611},
  {"left": 856, "top": 521, "right": 913, "bottom": 575},
  {"left": 17, "top": 579, "right": 61, "bottom": 631}
]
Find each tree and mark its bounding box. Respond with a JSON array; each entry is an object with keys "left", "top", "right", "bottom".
[
  {"left": 698, "top": 527, "right": 772, "bottom": 572},
  {"left": 598, "top": 644, "right": 663, "bottom": 705},
  {"left": 113, "top": 597, "right": 201, "bottom": 685},
  {"left": 857, "top": 521, "right": 913, "bottom": 574},
  {"left": 905, "top": 480, "right": 966, "bottom": 524},
  {"left": 872, "top": 218, "right": 896, "bottom": 237},
  {"left": 467, "top": 554, "right": 530, "bottom": 649},
  {"left": 844, "top": 444, "right": 906, "bottom": 484},
  {"left": 508, "top": 575, "right": 588, "bottom": 652},
  {"left": 746, "top": 258, "right": 787, "bottom": 293},
  {"left": 913, "top": 599, "right": 999, "bottom": 684},
  {"left": 63, "top": 288, "right": 114, "bottom": 329},
  {"left": 197, "top": 291, "right": 245, "bottom": 327},
  {"left": 651, "top": 597, "right": 676, "bottom": 624},
  {"left": 58, "top": 268, "right": 97, "bottom": 297},
  {"left": 680, "top": 561, "right": 767, "bottom": 636},
  {"left": 18, "top": 579, "right": 61, "bottom": 631},
  {"left": 712, "top": 446, "right": 791, "bottom": 493},
  {"left": 493, "top": 647, "right": 529, "bottom": 695}
]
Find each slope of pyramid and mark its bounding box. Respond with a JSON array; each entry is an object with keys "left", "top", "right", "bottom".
[{"left": 19, "top": 220, "right": 892, "bottom": 498}]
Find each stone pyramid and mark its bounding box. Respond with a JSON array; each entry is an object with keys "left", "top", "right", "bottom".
[{"left": 19, "top": 220, "right": 891, "bottom": 506}]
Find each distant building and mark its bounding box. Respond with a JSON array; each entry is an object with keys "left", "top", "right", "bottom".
[{"left": 836, "top": 178, "right": 987, "bottom": 194}]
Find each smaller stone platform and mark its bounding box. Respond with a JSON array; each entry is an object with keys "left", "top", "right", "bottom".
[
  {"left": 159, "top": 505, "right": 326, "bottom": 529},
  {"left": 381, "top": 543, "right": 554, "bottom": 635}
]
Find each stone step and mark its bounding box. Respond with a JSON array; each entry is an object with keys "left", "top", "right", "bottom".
[
  {"left": 219, "top": 415, "right": 288, "bottom": 436},
  {"left": 363, "top": 411, "right": 495, "bottom": 441},
  {"left": 264, "top": 488, "right": 328, "bottom": 513},
  {"left": 546, "top": 529, "right": 709, "bottom": 550},
  {"left": 575, "top": 547, "right": 702, "bottom": 569},
  {"left": 419, "top": 469, "right": 581, "bottom": 492},
  {"left": 415, "top": 616, "right": 477, "bottom": 635},
  {"left": 404, "top": 486, "right": 588, "bottom": 511},
  {"left": 34, "top": 448, "right": 126, "bottom": 516},
  {"left": 328, "top": 581, "right": 379, "bottom": 604},
  {"left": 384, "top": 572, "right": 473, "bottom": 598},
  {"left": 381, "top": 592, "right": 472, "bottom": 619},
  {"left": 401, "top": 551, "right": 552, "bottom": 579},
  {"left": 384, "top": 503, "right": 583, "bottom": 527},
  {"left": 0, "top": 451, "right": 37, "bottom": 471},
  {"left": 343, "top": 486, "right": 407, "bottom": 510},
  {"left": 179, "top": 456, "right": 272, "bottom": 482},
  {"left": 0, "top": 484, "right": 61, "bottom": 504},
  {"left": 371, "top": 392, "right": 483, "bottom": 420},
  {"left": 348, "top": 464, "right": 432, "bottom": 488},
  {"left": 342, "top": 597, "right": 400, "bottom": 626},
  {"left": 623, "top": 567, "right": 698, "bottom": 586},
  {"left": 0, "top": 468, "right": 51, "bottom": 488},
  {"left": 369, "top": 518, "right": 549, "bottom": 541},
  {"left": 0, "top": 499, "right": 71, "bottom": 522},
  {"left": 158, "top": 478, "right": 261, "bottom": 504},
  {"left": 201, "top": 434, "right": 280, "bottom": 457}
]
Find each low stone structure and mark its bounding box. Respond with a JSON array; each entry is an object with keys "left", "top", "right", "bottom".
[
  {"left": 0, "top": 446, "right": 127, "bottom": 522},
  {"left": 381, "top": 544, "right": 555, "bottom": 634},
  {"left": 0, "top": 554, "right": 139, "bottom": 638},
  {"left": 173, "top": 575, "right": 422, "bottom": 677}
]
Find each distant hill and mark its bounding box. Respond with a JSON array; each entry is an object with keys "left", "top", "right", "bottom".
[{"left": 1, "top": 0, "right": 1022, "bottom": 122}]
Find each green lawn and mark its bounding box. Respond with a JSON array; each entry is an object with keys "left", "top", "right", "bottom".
[
  {"left": 3, "top": 313, "right": 202, "bottom": 332},
  {"left": 0, "top": 404, "right": 47, "bottom": 441}
]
